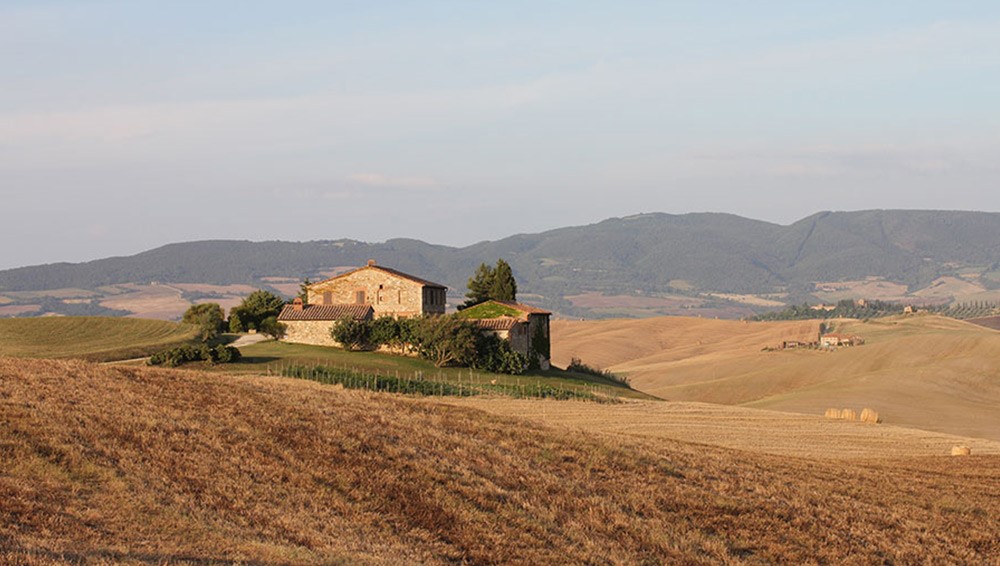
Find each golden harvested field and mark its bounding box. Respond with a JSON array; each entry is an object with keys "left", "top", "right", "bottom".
[
  {"left": 3, "top": 358, "right": 999, "bottom": 564},
  {"left": 442, "top": 398, "right": 1000, "bottom": 459},
  {"left": 0, "top": 317, "right": 198, "bottom": 362},
  {"left": 553, "top": 314, "right": 1000, "bottom": 441},
  {"left": 97, "top": 283, "right": 191, "bottom": 320}
]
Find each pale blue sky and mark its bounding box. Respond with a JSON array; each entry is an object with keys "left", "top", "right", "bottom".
[{"left": 2, "top": 1, "right": 999, "bottom": 269}]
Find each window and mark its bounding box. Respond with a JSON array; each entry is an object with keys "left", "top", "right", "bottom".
[
  {"left": 355, "top": 290, "right": 366, "bottom": 304},
  {"left": 322, "top": 291, "right": 332, "bottom": 305}
]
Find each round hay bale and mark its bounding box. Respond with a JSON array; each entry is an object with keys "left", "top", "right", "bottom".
[
  {"left": 824, "top": 408, "right": 840, "bottom": 419},
  {"left": 840, "top": 408, "right": 857, "bottom": 421},
  {"left": 859, "top": 407, "right": 880, "bottom": 424},
  {"left": 951, "top": 445, "right": 972, "bottom": 456}
]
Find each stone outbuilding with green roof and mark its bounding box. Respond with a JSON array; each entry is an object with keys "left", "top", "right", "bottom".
[{"left": 460, "top": 300, "right": 552, "bottom": 370}]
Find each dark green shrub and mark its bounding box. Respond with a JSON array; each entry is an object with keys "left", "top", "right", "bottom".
[
  {"left": 258, "top": 316, "right": 287, "bottom": 340},
  {"left": 331, "top": 318, "right": 374, "bottom": 351},
  {"left": 182, "top": 303, "right": 226, "bottom": 341}
]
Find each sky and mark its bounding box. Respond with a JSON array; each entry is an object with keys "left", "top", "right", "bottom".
[{"left": 2, "top": 1, "right": 999, "bottom": 270}]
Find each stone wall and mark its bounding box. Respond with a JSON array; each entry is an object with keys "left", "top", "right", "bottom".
[
  {"left": 497, "top": 315, "right": 550, "bottom": 370},
  {"left": 283, "top": 320, "right": 341, "bottom": 347},
  {"left": 307, "top": 267, "right": 445, "bottom": 317}
]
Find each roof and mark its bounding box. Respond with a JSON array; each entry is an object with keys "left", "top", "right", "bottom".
[
  {"left": 487, "top": 300, "right": 551, "bottom": 316},
  {"left": 311, "top": 264, "right": 447, "bottom": 289},
  {"left": 277, "top": 303, "right": 374, "bottom": 321},
  {"left": 471, "top": 317, "right": 521, "bottom": 331}
]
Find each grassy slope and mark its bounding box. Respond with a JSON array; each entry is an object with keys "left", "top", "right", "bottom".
[
  {"left": 230, "top": 340, "right": 653, "bottom": 399},
  {"left": 3, "top": 358, "right": 1000, "bottom": 564},
  {"left": 553, "top": 315, "right": 1000, "bottom": 440},
  {"left": 0, "top": 317, "right": 199, "bottom": 362}
]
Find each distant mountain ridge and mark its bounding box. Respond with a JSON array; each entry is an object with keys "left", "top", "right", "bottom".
[{"left": 3, "top": 210, "right": 1000, "bottom": 318}]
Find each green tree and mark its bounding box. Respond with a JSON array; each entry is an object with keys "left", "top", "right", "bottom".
[
  {"left": 230, "top": 289, "right": 286, "bottom": 332},
  {"left": 297, "top": 278, "right": 312, "bottom": 303},
  {"left": 461, "top": 258, "right": 517, "bottom": 309},
  {"left": 331, "top": 318, "right": 374, "bottom": 351},
  {"left": 412, "top": 315, "right": 479, "bottom": 367},
  {"left": 228, "top": 312, "right": 245, "bottom": 333},
  {"left": 489, "top": 258, "right": 517, "bottom": 301},
  {"left": 258, "top": 316, "right": 287, "bottom": 340},
  {"left": 462, "top": 262, "right": 495, "bottom": 309},
  {"left": 181, "top": 303, "right": 225, "bottom": 341}
]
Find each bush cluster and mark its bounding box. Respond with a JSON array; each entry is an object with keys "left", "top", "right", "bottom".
[
  {"left": 149, "top": 344, "right": 242, "bottom": 367},
  {"left": 566, "top": 357, "right": 630, "bottom": 386},
  {"left": 330, "top": 315, "right": 528, "bottom": 374}
]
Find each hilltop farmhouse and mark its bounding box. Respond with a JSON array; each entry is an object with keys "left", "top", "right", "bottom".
[{"left": 277, "top": 261, "right": 551, "bottom": 368}]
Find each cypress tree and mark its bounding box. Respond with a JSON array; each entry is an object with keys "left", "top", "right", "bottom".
[{"left": 490, "top": 259, "right": 517, "bottom": 301}]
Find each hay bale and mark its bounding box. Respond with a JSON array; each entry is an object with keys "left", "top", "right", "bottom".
[
  {"left": 840, "top": 408, "right": 857, "bottom": 421},
  {"left": 951, "top": 445, "right": 972, "bottom": 456},
  {"left": 824, "top": 408, "right": 840, "bottom": 419},
  {"left": 859, "top": 407, "right": 880, "bottom": 424}
]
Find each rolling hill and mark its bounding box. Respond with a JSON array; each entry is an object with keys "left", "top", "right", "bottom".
[
  {"left": 0, "top": 317, "right": 199, "bottom": 362},
  {"left": 3, "top": 209, "right": 1000, "bottom": 319},
  {"left": 3, "top": 358, "right": 999, "bottom": 563},
  {"left": 552, "top": 314, "right": 1000, "bottom": 441}
]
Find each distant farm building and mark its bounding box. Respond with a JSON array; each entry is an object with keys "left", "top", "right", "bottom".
[
  {"left": 820, "top": 333, "right": 864, "bottom": 347},
  {"left": 460, "top": 300, "right": 552, "bottom": 370}
]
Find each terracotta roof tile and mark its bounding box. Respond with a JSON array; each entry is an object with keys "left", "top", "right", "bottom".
[
  {"left": 471, "top": 317, "right": 521, "bottom": 331},
  {"left": 277, "top": 303, "right": 374, "bottom": 321}
]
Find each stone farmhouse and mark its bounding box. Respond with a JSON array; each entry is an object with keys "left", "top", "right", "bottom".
[
  {"left": 277, "top": 260, "right": 447, "bottom": 347},
  {"left": 307, "top": 259, "right": 447, "bottom": 318},
  {"left": 276, "top": 262, "right": 552, "bottom": 370}
]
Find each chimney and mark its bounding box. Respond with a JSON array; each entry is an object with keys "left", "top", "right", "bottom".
[
  {"left": 367, "top": 259, "right": 377, "bottom": 267},
  {"left": 292, "top": 297, "right": 304, "bottom": 311}
]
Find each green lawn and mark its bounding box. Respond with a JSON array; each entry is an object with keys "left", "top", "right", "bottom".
[
  {"left": 0, "top": 317, "right": 200, "bottom": 362},
  {"left": 226, "top": 340, "right": 656, "bottom": 400}
]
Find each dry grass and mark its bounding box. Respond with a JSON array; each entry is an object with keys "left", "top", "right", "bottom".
[
  {"left": 553, "top": 315, "right": 1000, "bottom": 440},
  {"left": 2, "top": 358, "right": 1000, "bottom": 564},
  {"left": 443, "top": 398, "right": 1000, "bottom": 460}
]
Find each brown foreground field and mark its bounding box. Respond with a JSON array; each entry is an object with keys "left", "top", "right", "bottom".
[
  {"left": 553, "top": 315, "right": 1000, "bottom": 441},
  {"left": 2, "top": 358, "right": 1000, "bottom": 564}
]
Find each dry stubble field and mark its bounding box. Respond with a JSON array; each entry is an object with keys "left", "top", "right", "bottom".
[
  {"left": 553, "top": 314, "right": 1000, "bottom": 440},
  {"left": 2, "top": 358, "right": 999, "bottom": 564}
]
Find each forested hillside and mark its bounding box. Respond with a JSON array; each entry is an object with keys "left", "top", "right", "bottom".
[{"left": 3, "top": 210, "right": 1000, "bottom": 318}]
